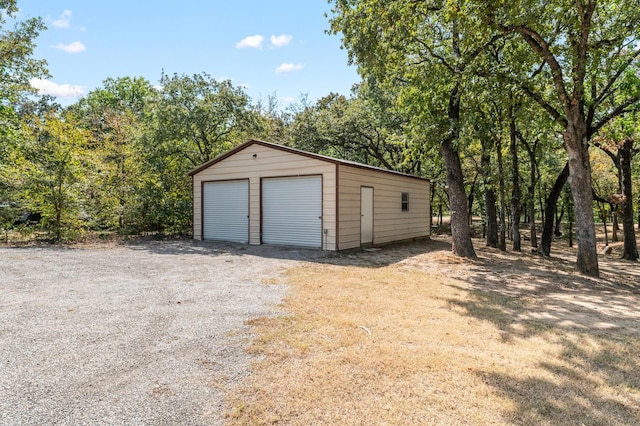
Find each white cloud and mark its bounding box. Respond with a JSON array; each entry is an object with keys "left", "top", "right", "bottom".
[
  {"left": 54, "top": 41, "right": 86, "bottom": 54},
  {"left": 236, "top": 35, "right": 264, "bottom": 49},
  {"left": 270, "top": 34, "right": 293, "bottom": 48},
  {"left": 30, "top": 78, "right": 86, "bottom": 98},
  {"left": 52, "top": 10, "right": 72, "bottom": 29},
  {"left": 275, "top": 63, "right": 304, "bottom": 75},
  {"left": 280, "top": 96, "right": 295, "bottom": 104}
]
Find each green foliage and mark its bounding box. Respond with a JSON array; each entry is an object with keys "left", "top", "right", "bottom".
[
  {"left": 0, "top": 0, "right": 49, "bottom": 239},
  {"left": 2, "top": 0, "right": 637, "bottom": 254},
  {"left": 0, "top": 0, "right": 49, "bottom": 103},
  {"left": 0, "top": 116, "right": 22, "bottom": 237},
  {"left": 70, "top": 77, "right": 155, "bottom": 231},
  {"left": 150, "top": 72, "right": 261, "bottom": 167},
  {"left": 16, "top": 113, "right": 92, "bottom": 241}
]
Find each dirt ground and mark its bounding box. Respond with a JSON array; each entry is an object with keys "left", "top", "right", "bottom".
[
  {"left": 377, "top": 235, "right": 640, "bottom": 334},
  {"left": 227, "top": 234, "right": 640, "bottom": 425},
  {"left": 2, "top": 234, "right": 639, "bottom": 425}
]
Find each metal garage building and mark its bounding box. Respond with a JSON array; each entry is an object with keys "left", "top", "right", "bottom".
[{"left": 189, "top": 139, "right": 430, "bottom": 250}]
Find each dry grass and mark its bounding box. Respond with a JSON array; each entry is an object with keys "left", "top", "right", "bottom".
[{"left": 227, "top": 237, "right": 640, "bottom": 425}]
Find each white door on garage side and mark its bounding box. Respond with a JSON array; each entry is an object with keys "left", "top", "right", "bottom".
[
  {"left": 202, "top": 180, "right": 249, "bottom": 243},
  {"left": 262, "top": 176, "right": 322, "bottom": 248},
  {"left": 360, "top": 186, "right": 373, "bottom": 245}
]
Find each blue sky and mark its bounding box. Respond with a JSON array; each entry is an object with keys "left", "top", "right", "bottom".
[{"left": 18, "top": 1, "right": 360, "bottom": 107}]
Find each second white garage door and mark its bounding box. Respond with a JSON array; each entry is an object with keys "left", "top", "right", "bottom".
[
  {"left": 262, "top": 176, "right": 322, "bottom": 248},
  {"left": 202, "top": 180, "right": 249, "bottom": 243}
]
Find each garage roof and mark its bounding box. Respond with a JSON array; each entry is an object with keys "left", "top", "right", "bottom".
[{"left": 188, "top": 139, "right": 430, "bottom": 182}]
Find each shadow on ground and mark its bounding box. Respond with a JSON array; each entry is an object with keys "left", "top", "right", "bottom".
[
  {"left": 130, "top": 236, "right": 639, "bottom": 425},
  {"left": 440, "top": 239, "right": 640, "bottom": 425}
]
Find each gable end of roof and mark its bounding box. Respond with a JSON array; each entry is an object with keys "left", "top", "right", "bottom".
[{"left": 188, "top": 139, "right": 429, "bottom": 182}]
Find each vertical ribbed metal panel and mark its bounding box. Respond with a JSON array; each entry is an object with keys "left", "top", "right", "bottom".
[
  {"left": 202, "top": 180, "right": 248, "bottom": 243},
  {"left": 262, "top": 176, "right": 322, "bottom": 248}
]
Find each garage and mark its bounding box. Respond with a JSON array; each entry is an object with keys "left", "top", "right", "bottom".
[
  {"left": 190, "top": 139, "right": 431, "bottom": 251},
  {"left": 262, "top": 176, "right": 322, "bottom": 248},
  {"left": 202, "top": 180, "right": 248, "bottom": 243}
]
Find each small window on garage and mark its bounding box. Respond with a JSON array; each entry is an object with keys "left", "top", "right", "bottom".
[{"left": 401, "top": 192, "right": 409, "bottom": 211}]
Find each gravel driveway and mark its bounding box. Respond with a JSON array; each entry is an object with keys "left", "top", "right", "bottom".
[{"left": 0, "top": 239, "right": 323, "bottom": 425}]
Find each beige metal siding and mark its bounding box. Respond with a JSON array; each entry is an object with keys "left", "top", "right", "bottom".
[
  {"left": 192, "top": 144, "right": 337, "bottom": 250},
  {"left": 338, "top": 165, "right": 430, "bottom": 250}
]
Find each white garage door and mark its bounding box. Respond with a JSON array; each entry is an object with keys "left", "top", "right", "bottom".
[
  {"left": 262, "top": 176, "right": 322, "bottom": 248},
  {"left": 202, "top": 180, "right": 248, "bottom": 243}
]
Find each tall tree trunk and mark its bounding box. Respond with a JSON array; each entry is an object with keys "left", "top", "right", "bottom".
[
  {"left": 509, "top": 114, "right": 521, "bottom": 251},
  {"left": 539, "top": 188, "right": 545, "bottom": 225},
  {"left": 620, "top": 138, "right": 639, "bottom": 260},
  {"left": 441, "top": 141, "right": 476, "bottom": 257},
  {"left": 540, "top": 163, "right": 569, "bottom": 256},
  {"left": 528, "top": 185, "right": 537, "bottom": 247},
  {"left": 496, "top": 137, "right": 506, "bottom": 251},
  {"left": 604, "top": 217, "right": 609, "bottom": 246},
  {"left": 467, "top": 173, "right": 478, "bottom": 227},
  {"left": 440, "top": 83, "right": 475, "bottom": 258},
  {"left": 524, "top": 140, "right": 539, "bottom": 248},
  {"left": 481, "top": 138, "right": 498, "bottom": 247},
  {"left": 564, "top": 112, "right": 599, "bottom": 276},
  {"left": 611, "top": 207, "right": 618, "bottom": 242},
  {"left": 555, "top": 204, "right": 565, "bottom": 236},
  {"left": 562, "top": 186, "right": 575, "bottom": 247}
]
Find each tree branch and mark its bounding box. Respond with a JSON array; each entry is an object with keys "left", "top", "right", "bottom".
[
  {"left": 497, "top": 24, "right": 570, "bottom": 105},
  {"left": 590, "top": 94, "right": 640, "bottom": 137}
]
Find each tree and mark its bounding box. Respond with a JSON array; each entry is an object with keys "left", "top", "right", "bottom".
[
  {"left": 136, "top": 73, "right": 260, "bottom": 234},
  {"left": 508, "top": 98, "right": 522, "bottom": 251},
  {"left": 0, "top": 0, "right": 48, "bottom": 104},
  {"left": 329, "top": 1, "right": 503, "bottom": 258},
  {"left": 540, "top": 163, "right": 570, "bottom": 256},
  {"left": 70, "top": 77, "right": 154, "bottom": 230},
  {"left": 477, "top": 0, "right": 640, "bottom": 276},
  {"left": 151, "top": 72, "right": 260, "bottom": 168},
  {"left": 0, "top": 0, "right": 48, "bottom": 217},
  {"left": 288, "top": 84, "right": 425, "bottom": 174},
  {"left": 593, "top": 113, "right": 639, "bottom": 260},
  {"left": 16, "top": 113, "right": 92, "bottom": 241}
]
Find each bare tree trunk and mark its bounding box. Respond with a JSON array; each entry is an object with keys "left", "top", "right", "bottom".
[
  {"left": 496, "top": 137, "right": 506, "bottom": 251},
  {"left": 565, "top": 112, "right": 599, "bottom": 276},
  {"left": 539, "top": 188, "right": 545, "bottom": 225},
  {"left": 522, "top": 137, "right": 539, "bottom": 248},
  {"left": 481, "top": 138, "right": 498, "bottom": 247},
  {"left": 529, "top": 187, "right": 537, "bottom": 247},
  {"left": 467, "top": 173, "right": 478, "bottom": 227},
  {"left": 540, "top": 163, "right": 569, "bottom": 257},
  {"left": 611, "top": 207, "right": 618, "bottom": 242},
  {"left": 602, "top": 206, "right": 609, "bottom": 247},
  {"left": 620, "top": 138, "right": 639, "bottom": 260},
  {"left": 441, "top": 141, "right": 476, "bottom": 258},
  {"left": 509, "top": 114, "right": 521, "bottom": 251},
  {"left": 555, "top": 205, "right": 565, "bottom": 237},
  {"left": 440, "top": 82, "right": 476, "bottom": 258},
  {"left": 564, "top": 186, "right": 574, "bottom": 248}
]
